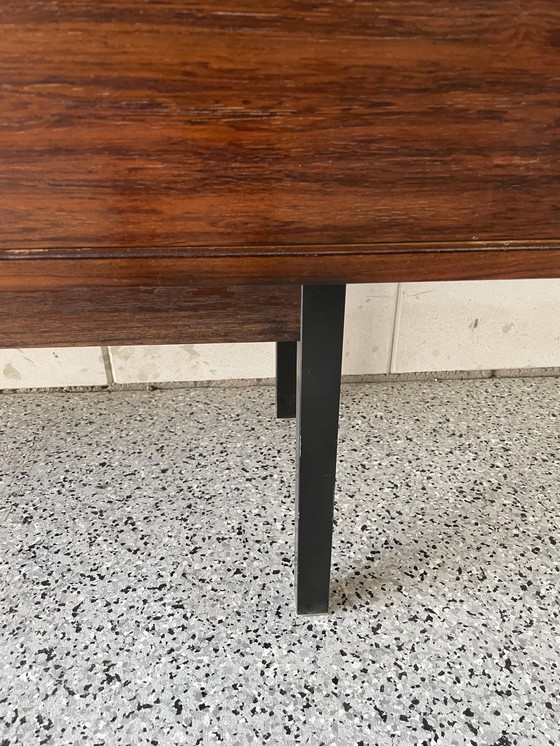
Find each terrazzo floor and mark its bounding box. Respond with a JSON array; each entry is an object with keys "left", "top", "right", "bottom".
[{"left": 0, "top": 378, "right": 558, "bottom": 746}]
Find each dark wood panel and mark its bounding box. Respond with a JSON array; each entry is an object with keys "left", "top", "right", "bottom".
[
  {"left": 1, "top": 0, "right": 559, "bottom": 253},
  {"left": 0, "top": 285, "right": 300, "bottom": 347},
  {"left": 2, "top": 249, "right": 560, "bottom": 293}
]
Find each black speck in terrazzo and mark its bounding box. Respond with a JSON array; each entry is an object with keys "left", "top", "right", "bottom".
[{"left": 0, "top": 379, "right": 559, "bottom": 745}]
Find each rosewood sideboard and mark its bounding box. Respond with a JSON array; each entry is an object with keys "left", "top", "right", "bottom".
[{"left": 2, "top": 1, "right": 560, "bottom": 613}]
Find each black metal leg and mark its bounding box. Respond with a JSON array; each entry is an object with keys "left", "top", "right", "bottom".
[
  {"left": 296, "top": 284, "right": 346, "bottom": 614},
  {"left": 276, "top": 341, "right": 298, "bottom": 418}
]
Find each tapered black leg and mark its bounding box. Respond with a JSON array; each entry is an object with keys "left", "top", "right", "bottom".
[
  {"left": 296, "top": 284, "right": 346, "bottom": 614},
  {"left": 276, "top": 341, "right": 298, "bottom": 418}
]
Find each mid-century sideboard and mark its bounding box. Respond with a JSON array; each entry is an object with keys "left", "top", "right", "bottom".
[{"left": 1, "top": 1, "right": 559, "bottom": 613}]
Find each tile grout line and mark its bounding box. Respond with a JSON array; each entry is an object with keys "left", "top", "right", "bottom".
[
  {"left": 101, "top": 346, "right": 115, "bottom": 386},
  {"left": 387, "top": 283, "right": 403, "bottom": 374}
]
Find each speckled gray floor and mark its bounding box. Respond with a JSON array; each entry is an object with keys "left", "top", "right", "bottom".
[{"left": 0, "top": 378, "right": 558, "bottom": 746}]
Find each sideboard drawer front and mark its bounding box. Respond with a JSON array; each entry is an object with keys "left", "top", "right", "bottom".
[
  {"left": 0, "top": 285, "right": 301, "bottom": 348},
  {"left": 1, "top": 0, "right": 559, "bottom": 254}
]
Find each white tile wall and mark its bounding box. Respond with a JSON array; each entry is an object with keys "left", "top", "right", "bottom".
[
  {"left": 2, "top": 279, "right": 560, "bottom": 388},
  {"left": 392, "top": 279, "right": 560, "bottom": 373},
  {"left": 108, "top": 342, "right": 276, "bottom": 384},
  {"left": 0, "top": 347, "right": 108, "bottom": 389},
  {"left": 342, "top": 283, "right": 398, "bottom": 375}
]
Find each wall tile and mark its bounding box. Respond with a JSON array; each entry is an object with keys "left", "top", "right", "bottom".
[
  {"left": 343, "top": 283, "right": 398, "bottom": 375},
  {"left": 108, "top": 342, "right": 276, "bottom": 384},
  {"left": 0, "top": 347, "right": 108, "bottom": 389},
  {"left": 392, "top": 279, "right": 560, "bottom": 373}
]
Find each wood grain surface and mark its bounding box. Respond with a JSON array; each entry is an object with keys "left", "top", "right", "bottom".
[
  {"left": 4, "top": 247, "right": 560, "bottom": 295},
  {"left": 0, "top": 285, "right": 300, "bottom": 347},
  {"left": 1, "top": 0, "right": 559, "bottom": 262}
]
